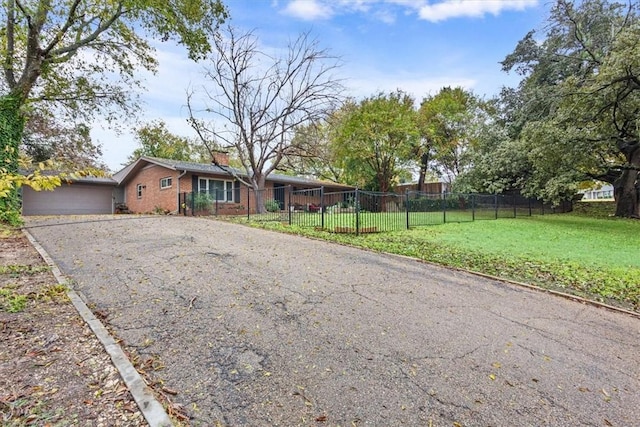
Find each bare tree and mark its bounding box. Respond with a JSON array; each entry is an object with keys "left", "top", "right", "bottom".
[{"left": 187, "top": 26, "right": 343, "bottom": 212}]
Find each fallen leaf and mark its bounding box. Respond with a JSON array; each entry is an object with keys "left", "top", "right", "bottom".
[
  {"left": 316, "top": 415, "right": 327, "bottom": 422},
  {"left": 162, "top": 386, "right": 178, "bottom": 395}
]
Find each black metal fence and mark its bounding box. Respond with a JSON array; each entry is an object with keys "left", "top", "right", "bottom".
[{"left": 180, "top": 187, "right": 572, "bottom": 235}]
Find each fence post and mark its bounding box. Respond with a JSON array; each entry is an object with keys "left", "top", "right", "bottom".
[
  {"left": 355, "top": 188, "right": 360, "bottom": 236},
  {"left": 190, "top": 191, "right": 195, "bottom": 216},
  {"left": 513, "top": 194, "right": 517, "bottom": 218},
  {"left": 472, "top": 194, "right": 476, "bottom": 221},
  {"left": 320, "top": 186, "right": 325, "bottom": 230},
  {"left": 528, "top": 198, "right": 532, "bottom": 216},
  {"left": 443, "top": 193, "right": 447, "bottom": 223},
  {"left": 288, "top": 185, "right": 292, "bottom": 225},
  {"left": 405, "top": 191, "right": 410, "bottom": 229},
  {"left": 494, "top": 194, "right": 498, "bottom": 219},
  {"left": 247, "top": 187, "right": 250, "bottom": 220}
]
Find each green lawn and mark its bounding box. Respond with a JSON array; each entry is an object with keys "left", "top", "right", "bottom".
[
  {"left": 227, "top": 213, "right": 640, "bottom": 312},
  {"left": 423, "top": 215, "right": 640, "bottom": 270}
]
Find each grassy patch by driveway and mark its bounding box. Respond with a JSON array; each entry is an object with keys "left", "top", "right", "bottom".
[{"left": 229, "top": 214, "right": 640, "bottom": 312}]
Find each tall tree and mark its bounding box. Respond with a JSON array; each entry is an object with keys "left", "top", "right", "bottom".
[
  {"left": 331, "top": 91, "right": 418, "bottom": 192},
  {"left": 187, "top": 26, "right": 343, "bottom": 212},
  {"left": 417, "top": 87, "right": 486, "bottom": 187},
  {"left": 499, "top": 0, "right": 640, "bottom": 217},
  {"left": 279, "top": 117, "right": 345, "bottom": 183},
  {"left": 0, "top": 0, "right": 228, "bottom": 224},
  {"left": 128, "top": 120, "right": 201, "bottom": 163}
]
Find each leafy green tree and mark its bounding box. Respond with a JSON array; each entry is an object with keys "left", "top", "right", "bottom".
[
  {"left": 497, "top": 0, "right": 640, "bottom": 217},
  {"left": 331, "top": 91, "right": 418, "bottom": 192},
  {"left": 454, "top": 117, "right": 533, "bottom": 195},
  {"left": 0, "top": 0, "right": 228, "bottom": 224},
  {"left": 129, "top": 120, "right": 197, "bottom": 162},
  {"left": 417, "top": 87, "right": 488, "bottom": 188},
  {"left": 279, "top": 117, "right": 346, "bottom": 183}
]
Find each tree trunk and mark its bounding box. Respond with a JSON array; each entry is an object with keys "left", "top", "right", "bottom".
[
  {"left": 613, "top": 149, "right": 640, "bottom": 218},
  {"left": 0, "top": 94, "right": 26, "bottom": 225},
  {"left": 417, "top": 152, "right": 429, "bottom": 192},
  {"left": 252, "top": 175, "right": 268, "bottom": 214}
]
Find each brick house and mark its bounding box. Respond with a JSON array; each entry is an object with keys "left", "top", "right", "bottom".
[{"left": 113, "top": 155, "right": 353, "bottom": 214}]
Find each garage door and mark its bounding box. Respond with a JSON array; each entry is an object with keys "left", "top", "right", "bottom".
[{"left": 22, "top": 184, "right": 114, "bottom": 215}]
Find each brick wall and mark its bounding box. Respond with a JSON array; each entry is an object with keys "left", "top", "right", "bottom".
[{"left": 125, "top": 165, "right": 184, "bottom": 213}]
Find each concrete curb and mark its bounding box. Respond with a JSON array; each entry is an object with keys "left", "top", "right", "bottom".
[{"left": 23, "top": 229, "right": 174, "bottom": 427}]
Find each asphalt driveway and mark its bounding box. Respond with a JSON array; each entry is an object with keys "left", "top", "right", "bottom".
[{"left": 26, "top": 215, "right": 640, "bottom": 426}]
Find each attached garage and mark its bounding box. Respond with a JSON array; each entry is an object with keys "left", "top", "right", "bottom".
[{"left": 22, "top": 178, "right": 116, "bottom": 216}]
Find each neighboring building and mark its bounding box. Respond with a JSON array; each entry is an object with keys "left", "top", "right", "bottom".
[
  {"left": 394, "top": 181, "right": 451, "bottom": 194},
  {"left": 579, "top": 183, "right": 614, "bottom": 200},
  {"left": 21, "top": 154, "right": 353, "bottom": 215}
]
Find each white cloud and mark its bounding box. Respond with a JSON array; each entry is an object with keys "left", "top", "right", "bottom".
[
  {"left": 373, "top": 9, "right": 396, "bottom": 24},
  {"left": 281, "top": 0, "right": 538, "bottom": 23},
  {"left": 282, "top": 0, "right": 334, "bottom": 20},
  {"left": 417, "top": 0, "right": 538, "bottom": 22}
]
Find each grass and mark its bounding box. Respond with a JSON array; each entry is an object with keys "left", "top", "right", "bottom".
[
  {"left": 0, "top": 287, "right": 28, "bottom": 313},
  {"left": 253, "top": 209, "right": 519, "bottom": 231},
  {"left": 223, "top": 212, "right": 640, "bottom": 312},
  {"left": 424, "top": 215, "right": 640, "bottom": 270}
]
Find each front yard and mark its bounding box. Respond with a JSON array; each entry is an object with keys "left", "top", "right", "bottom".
[{"left": 229, "top": 213, "right": 640, "bottom": 312}]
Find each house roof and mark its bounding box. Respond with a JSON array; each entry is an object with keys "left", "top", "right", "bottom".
[
  {"left": 19, "top": 169, "right": 117, "bottom": 186},
  {"left": 114, "top": 156, "right": 353, "bottom": 189},
  {"left": 112, "top": 156, "right": 238, "bottom": 185},
  {"left": 66, "top": 176, "right": 118, "bottom": 185}
]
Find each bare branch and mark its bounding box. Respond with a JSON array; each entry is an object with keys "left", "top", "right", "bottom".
[
  {"left": 41, "top": 0, "right": 83, "bottom": 56},
  {"left": 185, "top": 89, "right": 252, "bottom": 187},
  {"left": 189, "top": 25, "right": 344, "bottom": 198},
  {"left": 48, "top": 3, "right": 125, "bottom": 58}
]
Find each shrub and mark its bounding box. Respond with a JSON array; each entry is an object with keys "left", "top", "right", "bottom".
[
  {"left": 193, "top": 193, "right": 213, "bottom": 211},
  {"left": 264, "top": 199, "right": 281, "bottom": 212}
]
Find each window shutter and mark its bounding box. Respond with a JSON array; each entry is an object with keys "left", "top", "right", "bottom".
[
  {"left": 234, "top": 180, "right": 240, "bottom": 203},
  {"left": 192, "top": 175, "right": 198, "bottom": 192}
]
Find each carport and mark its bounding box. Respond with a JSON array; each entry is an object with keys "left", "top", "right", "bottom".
[{"left": 21, "top": 177, "right": 118, "bottom": 215}]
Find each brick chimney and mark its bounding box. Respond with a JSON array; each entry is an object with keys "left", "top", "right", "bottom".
[{"left": 212, "top": 150, "right": 229, "bottom": 167}]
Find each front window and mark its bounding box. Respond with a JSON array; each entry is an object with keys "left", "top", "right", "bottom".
[
  {"left": 160, "top": 177, "right": 172, "bottom": 189},
  {"left": 136, "top": 184, "right": 143, "bottom": 199},
  {"left": 198, "top": 178, "right": 233, "bottom": 202}
]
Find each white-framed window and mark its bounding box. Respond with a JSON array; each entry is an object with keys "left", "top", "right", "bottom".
[
  {"left": 136, "top": 184, "right": 143, "bottom": 199},
  {"left": 160, "top": 177, "right": 172, "bottom": 189},
  {"left": 198, "top": 178, "right": 234, "bottom": 202}
]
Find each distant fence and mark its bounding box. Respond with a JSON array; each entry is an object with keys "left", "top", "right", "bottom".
[{"left": 180, "top": 187, "right": 572, "bottom": 235}]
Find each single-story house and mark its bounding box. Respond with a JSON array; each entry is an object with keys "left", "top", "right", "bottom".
[{"left": 22, "top": 153, "right": 353, "bottom": 215}]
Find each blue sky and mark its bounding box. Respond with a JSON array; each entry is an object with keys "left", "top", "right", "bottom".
[{"left": 97, "top": 0, "right": 549, "bottom": 172}]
